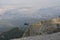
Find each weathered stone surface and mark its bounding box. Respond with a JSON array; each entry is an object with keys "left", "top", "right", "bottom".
[{"left": 11, "top": 32, "right": 60, "bottom": 40}]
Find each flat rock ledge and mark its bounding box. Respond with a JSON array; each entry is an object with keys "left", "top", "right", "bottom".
[{"left": 11, "top": 32, "right": 60, "bottom": 40}]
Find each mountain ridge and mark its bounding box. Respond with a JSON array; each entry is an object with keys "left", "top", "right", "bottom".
[{"left": 23, "top": 17, "right": 60, "bottom": 37}]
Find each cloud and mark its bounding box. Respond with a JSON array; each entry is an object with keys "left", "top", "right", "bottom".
[
  {"left": 0, "top": 7, "right": 16, "bottom": 15},
  {"left": 0, "top": 8, "right": 7, "bottom": 15},
  {"left": 0, "top": 0, "right": 60, "bottom": 16}
]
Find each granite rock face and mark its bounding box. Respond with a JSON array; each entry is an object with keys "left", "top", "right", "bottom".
[{"left": 11, "top": 32, "right": 60, "bottom": 40}]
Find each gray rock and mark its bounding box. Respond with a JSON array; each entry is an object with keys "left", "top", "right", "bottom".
[{"left": 11, "top": 32, "right": 60, "bottom": 40}]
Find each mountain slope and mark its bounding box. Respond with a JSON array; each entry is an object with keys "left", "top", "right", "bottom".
[{"left": 23, "top": 17, "right": 60, "bottom": 37}]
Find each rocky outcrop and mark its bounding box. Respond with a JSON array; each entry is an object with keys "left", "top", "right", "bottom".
[
  {"left": 11, "top": 32, "right": 60, "bottom": 40},
  {"left": 23, "top": 17, "right": 60, "bottom": 37}
]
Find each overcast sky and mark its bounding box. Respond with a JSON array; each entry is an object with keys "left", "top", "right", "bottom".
[
  {"left": 0, "top": 0, "right": 60, "bottom": 15},
  {"left": 0, "top": 0, "right": 60, "bottom": 8}
]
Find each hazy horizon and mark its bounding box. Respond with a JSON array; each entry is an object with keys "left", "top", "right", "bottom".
[{"left": 0, "top": 0, "right": 60, "bottom": 16}]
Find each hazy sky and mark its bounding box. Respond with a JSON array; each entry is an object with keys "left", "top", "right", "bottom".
[
  {"left": 0, "top": 0, "right": 60, "bottom": 8},
  {"left": 0, "top": 0, "right": 60, "bottom": 15}
]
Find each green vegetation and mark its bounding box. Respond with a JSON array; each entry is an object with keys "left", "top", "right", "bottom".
[{"left": 0, "top": 27, "right": 25, "bottom": 40}]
